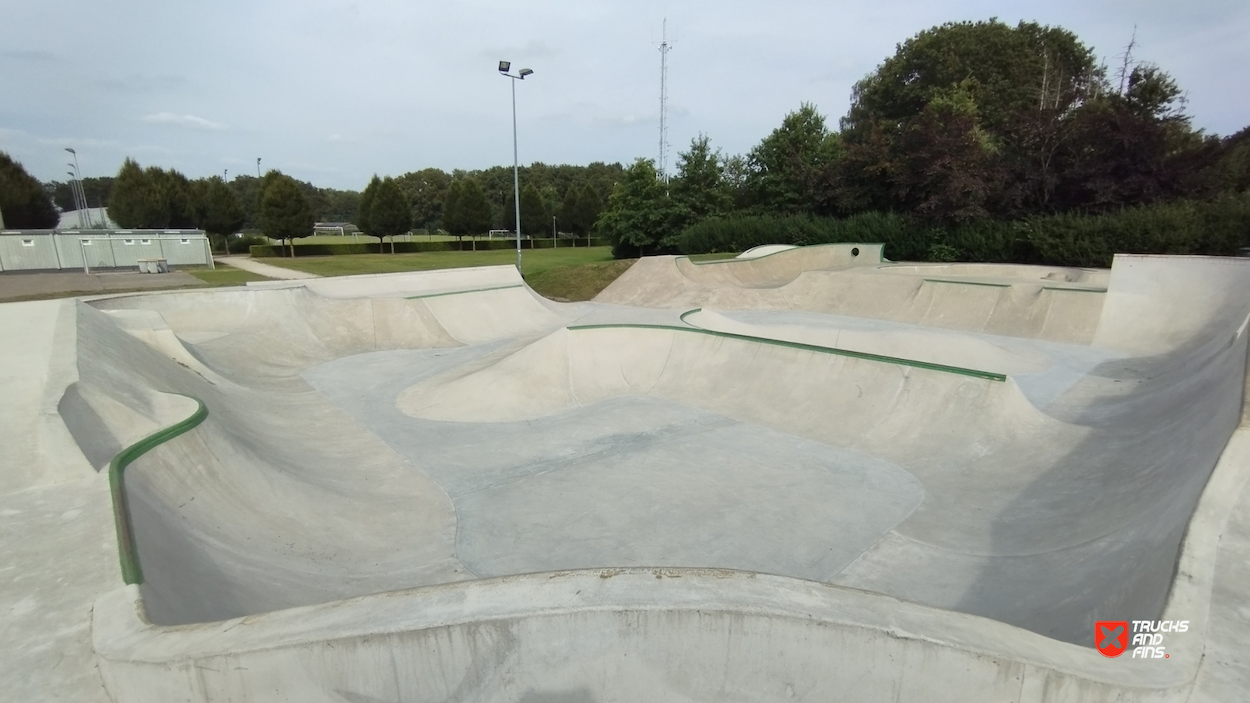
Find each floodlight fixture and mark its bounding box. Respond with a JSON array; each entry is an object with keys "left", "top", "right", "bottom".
[
  {"left": 65, "top": 147, "right": 76, "bottom": 155},
  {"left": 498, "top": 61, "right": 535, "bottom": 271}
]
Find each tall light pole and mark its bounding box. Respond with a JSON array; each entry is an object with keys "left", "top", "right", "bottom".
[
  {"left": 256, "top": 158, "right": 262, "bottom": 178},
  {"left": 65, "top": 168, "right": 83, "bottom": 223},
  {"left": 65, "top": 148, "right": 91, "bottom": 227},
  {"left": 499, "top": 61, "right": 533, "bottom": 273},
  {"left": 65, "top": 170, "right": 81, "bottom": 220}
]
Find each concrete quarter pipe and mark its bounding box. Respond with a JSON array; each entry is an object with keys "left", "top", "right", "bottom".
[{"left": 3, "top": 245, "right": 1250, "bottom": 701}]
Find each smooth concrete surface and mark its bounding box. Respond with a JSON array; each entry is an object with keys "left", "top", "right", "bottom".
[{"left": 4, "top": 246, "right": 1250, "bottom": 701}]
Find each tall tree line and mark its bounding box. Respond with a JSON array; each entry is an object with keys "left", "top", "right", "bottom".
[{"left": 597, "top": 19, "right": 1250, "bottom": 257}]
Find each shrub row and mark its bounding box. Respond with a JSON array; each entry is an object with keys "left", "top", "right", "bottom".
[
  {"left": 675, "top": 194, "right": 1250, "bottom": 268},
  {"left": 250, "top": 237, "right": 605, "bottom": 258}
]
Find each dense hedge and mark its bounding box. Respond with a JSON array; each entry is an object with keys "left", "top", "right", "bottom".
[
  {"left": 250, "top": 237, "right": 605, "bottom": 257},
  {"left": 675, "top": 194, "right": 1250, "bottom": 267}
]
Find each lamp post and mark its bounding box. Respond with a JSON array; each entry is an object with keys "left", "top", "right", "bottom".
[
  {"left": 65, "top": 148, "right": 92, "bottom": 228},
  {"left": 65, "top": 168, "right": 82, "bottom": 222},
  {"left": 498, "top": 60, "right": 533, "bottom": 273},
  {"left": 256, "top": 158, "right": 261, "bottom": 178}
]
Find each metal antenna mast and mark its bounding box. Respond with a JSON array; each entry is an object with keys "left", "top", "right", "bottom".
[{"left": 658, "top": 19, "right": 672, "bottom": 182}]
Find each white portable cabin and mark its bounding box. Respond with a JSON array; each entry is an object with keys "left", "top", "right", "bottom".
[{"left": 0, "top": 229, "right": 212, "bottom": 272}]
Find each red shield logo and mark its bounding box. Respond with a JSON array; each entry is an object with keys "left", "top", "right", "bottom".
[{"left": 1096, "top": 621, "right": 1129, "bottom": 657}]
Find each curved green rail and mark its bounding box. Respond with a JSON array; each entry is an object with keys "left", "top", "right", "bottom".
[
  {"left": 107, "top": 395, "right": 208, "bottom": 585},
  {"left": 572, "top": 315, "right": 1007, "bottom": 382}
]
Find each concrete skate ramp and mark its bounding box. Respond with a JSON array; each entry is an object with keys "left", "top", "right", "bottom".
[
  {"left": 597, "top": 247, "right": 1107, "bottom": 343},
  {"left": 73, "top": 256, "right": 1246, "bottom": 633},
  {"left": 61, "top": 254, "right": 1250, "bottom": 701}
]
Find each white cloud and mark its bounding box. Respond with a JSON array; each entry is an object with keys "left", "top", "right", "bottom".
[{"left": 141, "top": 112, "right": 228, "bottom": 131}]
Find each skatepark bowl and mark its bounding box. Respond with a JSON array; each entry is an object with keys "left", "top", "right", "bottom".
[{"left": 7, "top": 243, "right": 1250, "bottom": 701}]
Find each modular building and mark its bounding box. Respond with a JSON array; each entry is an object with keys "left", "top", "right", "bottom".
[{"left": 0, "top": 229, "right": 213, "bottom": 272}]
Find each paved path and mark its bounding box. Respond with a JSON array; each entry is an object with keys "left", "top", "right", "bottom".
[{"left": 214, "top": 255, "right": 320, "bottom": 280}]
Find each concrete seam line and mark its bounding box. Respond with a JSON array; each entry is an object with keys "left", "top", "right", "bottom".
[
  {"left": 107, "top": 394, "right": 208, "bottom": 585},
  {"left": 403, "top": 284, "right": 524, "bottom": 300},
  {"left": 566, "top": 323, "right": 1007, "bottom": 382},
  {"left": 1041, "top": 286, "right": 1108, "bottom": 293},
  {"left": 922, "top": 278, "right": 1012, "bottom": 288}
]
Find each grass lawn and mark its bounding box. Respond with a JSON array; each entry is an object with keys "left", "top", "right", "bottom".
[
  {"left": 262, "top": 246, "right": 617, "bottom": 279},
  {"left": 258, "top": 247, "right": 748, "bottom": 302},
  {"left": 184, "top": 267, "right": 271, "bottom": 286},
  {"left": 526, "top": 259, "right": 638, "bottom": 301}
]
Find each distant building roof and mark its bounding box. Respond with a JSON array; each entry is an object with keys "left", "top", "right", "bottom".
[{"left": 57, "top": 209, "right": 119, "bottom": 229}]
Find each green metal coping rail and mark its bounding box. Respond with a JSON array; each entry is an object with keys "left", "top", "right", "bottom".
[
  {"left": 563, "top": 309, "right": 1007, "bottom": 383},
  {"left": 108, "top": 394, "right": 208, "bottom": 585}
]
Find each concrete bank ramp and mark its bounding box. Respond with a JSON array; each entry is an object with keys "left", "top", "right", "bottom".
[
  {"left": 598, "top": 247, "right": 1107, "bottom": 343},
  {"left": 62, "top": 255, "right": 1250, "bottom": 702}
]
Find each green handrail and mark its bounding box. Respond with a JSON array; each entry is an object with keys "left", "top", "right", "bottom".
[{"left": 107, "top": 395, "right": 208, "bottom": 585}]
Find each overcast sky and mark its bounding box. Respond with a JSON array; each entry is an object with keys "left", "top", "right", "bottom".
[{"left": 2, "top": 0, "right": 1246, "bottom": 192}]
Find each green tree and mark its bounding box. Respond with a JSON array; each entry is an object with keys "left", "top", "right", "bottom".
[
  {"left": 746, "top": 104, "right": 841, "bottom": 213},
  {"left": 44, "top": 176, "right": 114, "bottom": 216},
  {"left": 0, "top": 151, "right": 58, "bottom": 228},
  {"left": 199, "top": 177, "right": 246, "bottom": 253},
  {"left": 153, "top": 168, "right": 197, "bottom": 228},
  {"left": 1054, "top": 64, "right": 1201, "bottom": 210},
  {"left": 558, "top": 185, "right": 603, "bottom": 236},
  {"left": 672, "top": 134, "right": 733, "bottom": 228},
  {"left": 595, "top": 158, "right": 684, "bottom": 257},
  {"left": 259, "top": 174, "right": 313, "bottom": 257},
  {"left": 519, "top": 183, "right": 550, "bottom": 238},
  {"left": 442, "top": 179, "right": 463, "bottom": 235},
  {"left": 443, "top": 178, "right": 492, "bottom": 247},
  {"left": 459, "top": 178, "right": 493, "bottom": 244},
  {"left": 395, "top": 168, "right": 451, "bottom": 230},
  {"left": 892, "top": 83, "right": 1003, "bottom": 223},
  {"left": 107, "top": 159, "right": 166, "bottom": 228},
  {"left": 228, "top": 175, "right": 262, "bottom": 228},
  {"left": 365, "top": 177, "right": 411, "bottom": 253},
  {"left": 357, "top": 175, "right": 380, "bottom": 235},
  {"left": 320, "top": 188, "right": 360, "bottom": 222}
]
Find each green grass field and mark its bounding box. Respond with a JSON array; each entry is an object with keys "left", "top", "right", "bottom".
[
  {"left": 263, "top": 246, "right": 615, "bottom": 277},
  {"left": 185, "top": 267, "right": 271, "bottom": 286},
  {"left": 260, "top": 247, "right": 745, "bottom": 301}
]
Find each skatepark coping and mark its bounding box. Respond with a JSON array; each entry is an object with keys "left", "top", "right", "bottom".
[
  {"left": 568, "top": 311, "right": 1009, "bottom": 382},
  {"left": 108, "top": 394, "right": 207, "bottom": 585}
]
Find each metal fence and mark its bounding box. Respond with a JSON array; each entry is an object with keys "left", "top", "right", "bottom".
[{"left": 0, "top": 229, "right": 213, "bottom": 272}]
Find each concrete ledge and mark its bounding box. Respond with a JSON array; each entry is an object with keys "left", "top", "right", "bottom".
[{"left": 93, "top": 568, "right": 1194, "bottom": 702}]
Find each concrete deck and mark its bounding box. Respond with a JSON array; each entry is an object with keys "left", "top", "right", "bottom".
[{"left": 3, "top": 244, "right": 1250, "bottom": 701}]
